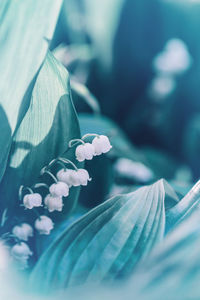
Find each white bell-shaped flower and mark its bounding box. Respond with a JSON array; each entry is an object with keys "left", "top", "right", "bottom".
[
  {"left": 23, "top": 193, "right": 42, "bottom": 209},
  {"left": 57, "top": 169, "right": 74, "bottom": 187},
  {"left": 92, "top": 135, "right": 112, "bottom": 155},
  {"left": 34, "top": 216, "right": 54, "bottom": 235},
  {"left": 11, "top": 242, "right": 33, "bottom": 260},
  {"left": 49, "top": 181, "right": 69, "bottom": 197},
  {"left": 44, "top": 194, "right": 63, "bottom": 212},
  {"left": 75, "top": 143, "right": 95, "bottom": 162},
  {"left": 75, "top": 169, "right": 91, "bottom": 186},
  {"left": 12, "top": 223, "right": 33, "bottom": 241}
]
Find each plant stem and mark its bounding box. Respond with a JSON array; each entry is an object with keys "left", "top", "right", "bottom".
[
  {"left": 58, "top": 157, "right": 78, "bottom": 171},
  {"left": 43, "top": 170, "right": 58, "bottom": 183}
]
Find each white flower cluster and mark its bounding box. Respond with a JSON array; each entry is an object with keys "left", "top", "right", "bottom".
[
  {"left": 75, "top": 135, "right": 112, "bottom": 162},
  {"left": 57, "top": 168, "right": 91, "bottom": 187},
  {"left": 10, "top": 217, "right": 54, "bottom": 268},
  {"left": 12, "top": 134, "right": 112, "bottom": 268}
]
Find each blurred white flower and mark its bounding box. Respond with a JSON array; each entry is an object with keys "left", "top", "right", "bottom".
[
  {"left": 0, "top": 241, "right": 10, "bottom": 270},
  {"left": 11, "top": 242, "right": 32, "bottom": 260},
  {"left": 149, "top": 75, "right": 176, "bottom": 100},
  {"left": 92, "top": 135, "right": 112, "bottom": 155},
  {"left": 23, "top": 193, "right": 42, "bottom": 209},
  {"left": 44, "top": 194, "right": 63, "bottom": 212},
  {"left": 34, "top": 216, "right": 54, "bottom": 235},
  {"left": 153, "top": 38, "right": 192, "bottom": 75},
  {"left": 114, "top": 158, "right": 154, "bottom": 183},
  {"left": 57, "top": 168, "right": 91, "bottom": 187},
  {"left": 75, "top": 142, "right": 95, "bottom": 161},
  {"left": 12, "top": 223, "right": 33, "bottom": 241},
  {"left": 49, "top": 181, "right": 69, "bottom": 197}
]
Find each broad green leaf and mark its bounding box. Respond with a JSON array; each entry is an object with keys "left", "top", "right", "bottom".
[
  {"left": 129, "top": 210, "right": 200, "bottom": 300},
  {"left": 0, "top": 0, "right": 62, "bottom": 181},
  {"left": 30, "top": 180, "right": 166, "bottom": 292},
  {"left": 166, "top": 180, "right": 200, "bottom": 233},
  {"left": 0, "top": 52, "right": 80, "bottom": 215}
]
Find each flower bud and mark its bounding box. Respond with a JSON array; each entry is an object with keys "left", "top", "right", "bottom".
[
  {"left": 49, "top": 181, "right": 69, "bottom": 197},
  {"left": 92, "top": 135, "right": 112, "bottom": 155},
  {"left": 12, "top": 223, "right": 33, "bottom": 241},
  {"left": 75, "top": 143, "right": 95, "bottom": 162},
  {"left": 44, "top": 194, "right": 63, "bottom": 212},
  {"left": 34, "top": 216, "right": 54, "bottom": 235},
  {"left": 23, "top": 193, "right": 42, "bottom": 209},
  {"left": 11, "top": 242, "right": 33, "bottom": 260}
]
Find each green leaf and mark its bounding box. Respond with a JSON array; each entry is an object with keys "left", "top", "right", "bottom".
[
  {"left": 0, "top": 0, "right": 62, "bottom": 181},
  {"left": 71, "top": 80, "right": 101, "bottom": 115},
  {"left": 129, "top": 209, "right": 200, "bottom": 300},
  {"left": 166, "top": 180, "right": 200, "bottom": 233},
  {"left": 30, "top": 179, "right": 166, "bottom": 292},
  {"left": 0, "top": 52, "right": 80, "bottom": 215}
]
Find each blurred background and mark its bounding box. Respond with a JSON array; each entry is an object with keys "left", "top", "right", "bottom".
[{"left": 49, "top": 0, "right": 200, "bottom": 181}]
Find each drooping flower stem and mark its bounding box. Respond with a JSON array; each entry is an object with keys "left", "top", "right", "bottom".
[
  {"left": 33, "top": 183, "right": 49, "bottom": 190},
  {"left": 32, "top": 208, "right": 42, "bottom": 220},
  {"left": 42, "top": 170, "right": 58, "bottom": 183},
  {"left": 19, "top": 185, "right": 34, "bottom": 201},
  {"left": 82, "top": 133, "right": 99, "bottom": 140},
  {"left": 68, "top": 138, "right": 85, "bottom": 148},
  {"left": 58, "top": 157, "right": 78, "bottom": 171}
]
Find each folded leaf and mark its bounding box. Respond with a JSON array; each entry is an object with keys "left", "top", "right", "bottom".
[
  {"left": 30, "top": 179, "right": 166, "bottom": 292},
  {"left": 129, "top": 209, "right": 200, "bottom": 300},
  {"left": 0, "top": 0, "right": 62, "bottom": 181},
  {"left": 166, "top": 180, "right": 200, "bottom": 233}
]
